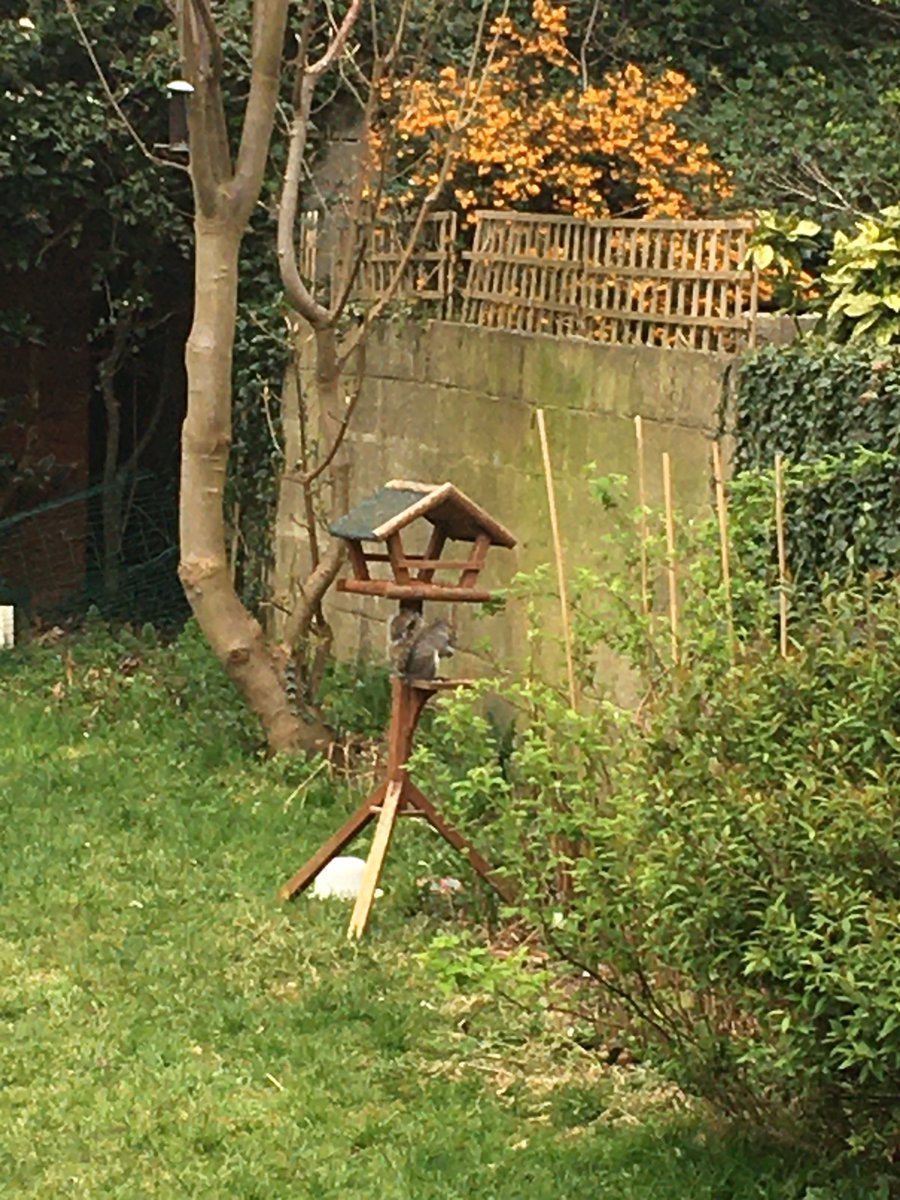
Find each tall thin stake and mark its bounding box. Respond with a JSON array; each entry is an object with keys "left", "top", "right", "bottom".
[
  {"left": 661, "top": 451, "right": 679, "bottom": 667},
  {"left": 634, "top": 415, "right": 650, "bottom": 618},
  {"left": 774, "top": 453, "right": 789, "bottom": 658},
  {"left": 711, "top": 440, "right": 735, "bottom": 660},
  {"left": 536, "top": 409, "right": 577, "bottom": 710}
]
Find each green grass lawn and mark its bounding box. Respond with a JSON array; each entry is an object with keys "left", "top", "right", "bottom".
[{"left": 0, "top": 629, "right": 884, "bottom": 1198}]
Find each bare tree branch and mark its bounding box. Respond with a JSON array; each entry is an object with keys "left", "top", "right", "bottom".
[
  {"left": 848, "top": 0, "right": 900, "bottom": 23},
  {"left": 304, "top": 342, "right": 366, "bottom": 485},
  {"left": 277, "top": 3, "right": 366, "bottom": 326},
  {"left": 580, "top": 0, "right": 602, "bottom": 91},
  {"left": 324, "top": 55, "right": 387, "bottom": 319},
  {"left": 767, "top": 164, "right": 871, "bottom": 219},
  {"left": 276, "top": 0, "right": 499, "bottom": 681},
  {"left": 337, "top": 0, "right": 504, "bottom": 357},
  {"left": 282, "top": 538, "right": 347, "bottom": 648},
  {"left": 189, "top": 0, "right": 223, "bottom": 75},
  {"left": 190, "top": 0, "right": 233, "bottom": 182},
  {"left": 308, "top": 0, "right": 364, "bottom": 78},
  {"left": 290, "top": 348, "right": 321, "bottom": 567},
  {"left": 178, "top": 0, "right": 224, "bottom": 213},
  {"left": 278, "top": 71, "right": 332, "bottom": 326},
  {"left": 793, "top": 158, "right": 873, "bottom": 218}
]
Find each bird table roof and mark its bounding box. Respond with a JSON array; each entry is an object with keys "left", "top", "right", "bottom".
[{"left": 328, "top": 480, "right": 516, "bottom": 548}]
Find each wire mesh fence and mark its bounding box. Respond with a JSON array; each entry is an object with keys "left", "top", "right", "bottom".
[{"left": 0, "top": 472, "right": 188, "bottom": 630}]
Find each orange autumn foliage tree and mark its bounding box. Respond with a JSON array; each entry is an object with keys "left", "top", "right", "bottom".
[{"left": 383, "top": 0, "right": 729, "bottom": 221}]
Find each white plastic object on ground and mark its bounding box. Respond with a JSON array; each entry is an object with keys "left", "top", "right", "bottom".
[
  {"left": 0, "top": 607, "right": 14, "bottom": 649},
  {"left": 311, "top": 855, "right": 383, "bottom": 900}
]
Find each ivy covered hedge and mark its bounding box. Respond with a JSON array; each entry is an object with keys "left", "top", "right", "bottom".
[{"left": 732, "top": 340, "right": 900, "bottom": 584}]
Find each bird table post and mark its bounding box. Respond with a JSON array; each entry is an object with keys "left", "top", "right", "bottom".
[{"left": 279, "top": 480, "right": 517, "bottom": 937}]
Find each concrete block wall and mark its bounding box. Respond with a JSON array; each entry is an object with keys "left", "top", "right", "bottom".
[{"left": 273, "top": 320, "right": 733, "bottom": 686}]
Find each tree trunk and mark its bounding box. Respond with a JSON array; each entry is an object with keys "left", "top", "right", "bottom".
[{"left": 179, "top": 215, "right": 329, "bottom": 754}]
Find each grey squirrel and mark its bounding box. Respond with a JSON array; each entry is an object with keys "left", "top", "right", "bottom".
[
  {"left": 387, "top": 608, "right": 455, "bottom": 681},
  {"left": 387, "top": 608, "right": 423, "bottom": 676}
]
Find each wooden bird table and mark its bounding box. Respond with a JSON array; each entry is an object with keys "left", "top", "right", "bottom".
[{"left": 279, "top": 479, "right": 517, "bottom": 938}]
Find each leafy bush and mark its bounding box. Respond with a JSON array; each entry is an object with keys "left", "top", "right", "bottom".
[
  {"left": 317, "top": 657, "right": 392, "bottom": 741},
  {"left": 732, "top": 339, "right": 900, "bottom": 586},
  {"left": 387, "top": 4, "right": 728, "bottom": 222},
  {"left": 410, "top": 488, "right": 900, "bottom": 1171},
  {"left": 1, "top": 618, "right": 266, "bottom": 764},
  {"left": 822, "top": 206, "right": 900, "bottom": 345},
  {"left": 745, "top": 211, "right": 825, "bottom": 312},
  {"left": 743, "top": 204, "right": 900, "bottom": 345}
]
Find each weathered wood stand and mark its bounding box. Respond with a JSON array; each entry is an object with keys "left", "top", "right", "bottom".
[{"left": 279, "top": 480, "right": 517, "bottom": 938}]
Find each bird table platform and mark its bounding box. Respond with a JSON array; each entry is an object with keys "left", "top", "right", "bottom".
[{"left": 280, "top": 479, "right": 517, "bottom": 939}]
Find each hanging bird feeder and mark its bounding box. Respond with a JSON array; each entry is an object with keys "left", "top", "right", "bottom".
[{"left": 163, "top": 79, "right": 194, "bottom": 155}]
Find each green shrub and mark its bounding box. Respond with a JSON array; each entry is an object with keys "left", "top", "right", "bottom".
[
  {"left": 745, "top": 211, "right": 825, "bottom": 313},
  {"left": 317, "top": 657, "right": 392, "bottom": 741},
  {"left": 411, "top": 491, "right": 900, "bottom": 1169},
  {"left": 822, "top": 205, "right": 900, "bottom": 345}
]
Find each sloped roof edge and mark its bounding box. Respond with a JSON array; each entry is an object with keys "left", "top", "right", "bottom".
[{"left": 329, "top": 480, "right": 516, "bottom": 548}]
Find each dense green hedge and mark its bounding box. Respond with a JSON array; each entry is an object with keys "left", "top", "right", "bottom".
[{"left": 731, "top": 340, "right": 899, "bottom": 585}]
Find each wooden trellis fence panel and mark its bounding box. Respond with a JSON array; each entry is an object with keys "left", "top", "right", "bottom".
[
  {"left": 298, "top": 209, "right": 757, "bottom": 351},
  {"left": 356, "top": 210, "right": 459, "bottom": 318},
  {"left": 298, "top": 210, "right": 459, "bottom": 319},
  {"left": 461, "top": 212, "right": 758, "bottom": 352}
]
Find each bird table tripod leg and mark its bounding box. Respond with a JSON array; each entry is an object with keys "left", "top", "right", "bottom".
[
  {"left": 279, "top": 788, "right": 383, "bottom": 901},
  {"left": 405, "top": 783, "right": 515, "bottom": 903},
  {"left": 348, "top": 780, "right": 403, "bottom": 939}
]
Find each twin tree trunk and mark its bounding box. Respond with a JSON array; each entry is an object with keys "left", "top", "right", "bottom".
[{"left": 179, "top": 217, "right": 328, "bottom": 754}]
